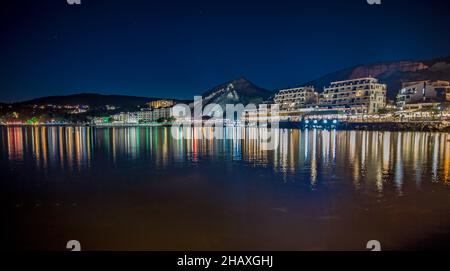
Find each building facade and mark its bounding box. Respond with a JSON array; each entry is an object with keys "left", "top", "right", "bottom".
[
  {"left": 396, "top": 80, "right": 450, "bottom": 108},
  {"left": 273, "top": 86, "right": 318, "bottom": 111},
  {"left": 148, "top": 99, "right": 174, "bottom": 109},
  {"left": 150, "top": 107, "right": 173, "bottom": 121},
  {"left": 319, "top": 77, "right": 387, "bottom": 114},
  {"left": 111, "top": 112, "right": 138, "bottom": 124},
  {"left": 136, "top": 109, "right": 153, "bottom": 123},
  {"left": 134, "top": 107, "right": 173, "bottom": 123}
]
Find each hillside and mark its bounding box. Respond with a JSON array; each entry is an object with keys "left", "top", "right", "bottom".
[
  {"left": 304, "top": 56, "right": 450, "bottom": 99},
  {"left": 202, "top": 77, "right": 271, "bottom": 108},
  {"left": 13, "top": 93, "right": 160, "bottom": 107}
]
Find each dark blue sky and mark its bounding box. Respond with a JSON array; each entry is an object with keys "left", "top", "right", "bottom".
[{"left": 1, "top": 0, "right": 450, "bottom": 102}]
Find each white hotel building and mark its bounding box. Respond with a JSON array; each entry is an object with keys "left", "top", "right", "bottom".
[
  {"left": 273, "top": 86, "right": 318, "bottom": 111},
  {"left": 136, "top": 107, "right": 173, "bottom": 123},
  {"left": 319, "top": 77, "right": 387, "bottom": 114},
  {"left": 396, "top": 80, "right": 450, "bottom": 108}
]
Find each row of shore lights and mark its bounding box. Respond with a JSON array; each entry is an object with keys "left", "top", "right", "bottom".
[{"left": 304, "top": 119, "right": 339, "bottom": 125}]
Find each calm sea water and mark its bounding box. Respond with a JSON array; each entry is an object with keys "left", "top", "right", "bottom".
[{"left": 1, "top": 126, "right": 450, "bottom": 250}]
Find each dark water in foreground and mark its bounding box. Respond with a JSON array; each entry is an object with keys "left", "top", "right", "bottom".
[{"left": 1, "top": 126, "right": 450, "bottom": 251}]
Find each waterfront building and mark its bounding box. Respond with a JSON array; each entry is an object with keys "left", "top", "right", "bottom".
[
  {"left": 136, "top": 109, "right": 153, "bottom": 123},
  {"left": 273, "top": 86, "right": 318, "bottom": 111},
  {"left": 92, "top": 116, "right": 112, "bottom": 125},
  {"left": 148, "top": 99, "right": 174, "bottom": 109},
  {"left": 92, "top": 107, "right": 175, "bottom": 125},
  {"left": 112, "top": 112, "right": 138, "bottom": 124},
  {"left": 396, "top": 80, "right": 450, "bottom": 108},
  {"left": 151, "top": 107, "right": 173, "bottom": 121},
  {"left": 135, "top": 107, "right": 173, "bottom": 123},
  {"left": 319, "top": 77, "right": 387, "bottom": 114}
]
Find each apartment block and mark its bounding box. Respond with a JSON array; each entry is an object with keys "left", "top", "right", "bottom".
[
  {"left": 396, "top": 80, "right": 450, "bottom": 108},
  {"left": 151, "top": 107, "right": 173, "bottom": 121},
  {"left": 319, "top": 77, "right": 387, "bottom": 114},
  {"left": 112, "top": 112, "right": 138, "bottom": 124},
  {"left": 274, "top": 86, "right": 318, "bottom": 111}
]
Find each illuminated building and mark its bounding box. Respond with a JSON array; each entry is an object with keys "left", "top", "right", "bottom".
[
  {"left": 136, "top": 107, "right": 172, "bottom": 123},
  {"left": 111, "top": 112, "right": 138, "bottom": 124},
  {"left": 136, "top": 109, "right": 153, "bottom": 123},
  {"left": 136, "top": 107, "right": 173, "bottom": 123},
  {"left": 148, "top": 99, "right": 174, "bottom": 109},
  {"left": 91, "top": 107, "right": 174, "bottom": 125},
  {"left": 274, "top": 86, "right": 318, "bottom": 111},
  {"left": 150, "top": 107, "right": 173, "bottom": 121},
  {"left": 319, "top": 77, "right": 387, "bottom": 114},
  {"left": 396, "top": 80, "right": 450, "bottom": 108}
]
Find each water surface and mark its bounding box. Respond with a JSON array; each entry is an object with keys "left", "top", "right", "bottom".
[{"left": 1, "top": 126, "right": 450, "bottom": 250}]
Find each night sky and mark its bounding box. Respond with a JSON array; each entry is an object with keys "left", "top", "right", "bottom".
[{"left": 1, "top": 0, "right": 450, "bottom": 102}]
